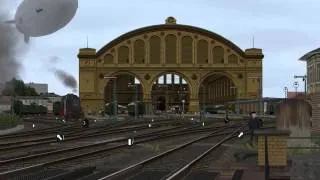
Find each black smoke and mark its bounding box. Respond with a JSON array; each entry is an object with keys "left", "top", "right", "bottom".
[
  {"left": 47, "top": 56, "right": 78, "bottom": 93},
  {"left": 0, "top": 1, "right": 27, "bottom": 94}
]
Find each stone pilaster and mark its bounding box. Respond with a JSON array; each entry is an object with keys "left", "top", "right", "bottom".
[
  {"left": 144, "top": 99, "right": 153, "bottom": 115},
  {"left": 188, "top": 99, "right": 200, "bottom": 114},
  {"left": 311, "top": 93, "right": 320, "bottom": 128}
]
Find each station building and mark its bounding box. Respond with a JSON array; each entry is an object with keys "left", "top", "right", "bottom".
[
  {"left": 78, "top": 17, "right": 263, "bottom": 115},
  {"left": 299, "top": 48, "right": 320, "bottom": 128}
]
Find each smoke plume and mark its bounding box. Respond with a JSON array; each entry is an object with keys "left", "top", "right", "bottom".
[
  {"left": 49, "top": 56, "right": 61, "bottom": 64},
  {"left": 49, "top": 67, "right": 78, "bottom": 93},
  {"left": 0, "top": 1, "right": 26, "bottom": 93}
]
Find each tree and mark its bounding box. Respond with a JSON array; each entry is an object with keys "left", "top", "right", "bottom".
[
  {"left": 13, "top": 100, "right": 23, "bottom": 115},
  {"left": 1, "top": 78, "right": 39, "bottom": 96},
  {"left": 53, "top": 102, "right": 61, "bottom": 115}
]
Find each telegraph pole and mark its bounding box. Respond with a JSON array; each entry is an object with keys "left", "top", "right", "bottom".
[
  {"left": 294, "top": 75, "right": 307, "bottom": 97},
  {"left": 284, "top": 87, "right": 288, "bottom": 99},
  {"left": 128, "top": 83, "right": 138, "bottom": 120},
  {"left": 293, "top": 81, "right": 299, "bottom": 97}
]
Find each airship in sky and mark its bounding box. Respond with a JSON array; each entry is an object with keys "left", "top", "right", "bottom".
[{"left": 6, "top": 0, "right": 78, "bottom": 43}]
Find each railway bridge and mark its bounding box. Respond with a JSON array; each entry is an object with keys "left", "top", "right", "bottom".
[{"left": 78, "top": 17, "right": 263, "bottom": 115}]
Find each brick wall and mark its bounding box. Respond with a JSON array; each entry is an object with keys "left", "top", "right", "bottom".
[
  {"left": 255, "top": 132, "right": 289, "bottom": 166},
  {"left": 310, "top": 93, "right": 320, "bottom": 128}
]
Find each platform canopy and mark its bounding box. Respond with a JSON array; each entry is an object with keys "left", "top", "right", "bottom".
[{"left": 299, "top": 47, "right": 320, "bottom": 61}]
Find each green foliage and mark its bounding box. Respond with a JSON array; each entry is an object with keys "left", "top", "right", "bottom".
[
  {"left": 1, "top": 78, "right": 39, "bottom": 96},
  {"left": 238, "top": 142, "right": 258, "bottom": 151},
  {"left": 288, "top": 138, "right": 320, "bottom": 156},
  {"left": 13, "top": 100, "right": 23, "bottom": 115},
  {"left": 288, "top": 147, "right": 320, "bottom": 156},
  {"left": 12, "top": 101, "right": 47, "bottom": 115},
  {"left": 53, "top": 102, "right": 61, "bottom": 115},
  {"left": 0, "top": 114, "right": 21, "bottom": 130}
]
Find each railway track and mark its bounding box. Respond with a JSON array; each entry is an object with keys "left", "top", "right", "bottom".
[
  {"left": 0, "top": 118, "right": 184, "bottom": 142},
  {"left": 0, "top": 122, "right": 243, "bottom": 179},
  {"left": 0, "top": 119, "right": 191, "bottom": 153},
  {"left": 1, "top": 116, "right": 152, "bottom": 138},
  {"left": 0, "top": 123, "right": 190, "bottom": 161},
  {"left": 93, "top": 125, "right": 243, "bottom": 180}
]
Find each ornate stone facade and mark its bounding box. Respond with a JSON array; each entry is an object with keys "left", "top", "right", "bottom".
[{"left": 78, "top": 17, "right": 263, "bottom": 115}]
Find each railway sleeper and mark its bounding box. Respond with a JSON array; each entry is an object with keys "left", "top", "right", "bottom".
[
  {"left": 77, "top": 168, "right": 120, "bottom": 180},
  {"left": 182, "top": 171, "right": 220, "bottom": 180},
  {"left": 8, "top": 169, "right": 66, "bottom": 180},
  {"left": 44, "top": 166, "right": 96, "bottom": 180}
]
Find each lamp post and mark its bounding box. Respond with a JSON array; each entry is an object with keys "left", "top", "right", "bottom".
[
  {"left": 283, "top": 87, "right": 288, "bottom": 99},
  {"left": 294, "top": 75, "right": 307, "bottom": 98},
  {"left": 293, "top": 81, "right": 299, "bottom": 97},
  {"left": 199, "top": 66, "right": 206, "bottom": 121},
  {"left": 230, "top": 86, "right": 237, "bottom": 114},
  {"left": 200, "top": 84, "right": 206, "bottom": 122},
  {"left": 128, "top": 83, "right": 138, "bottom": 121},
  {"left": 104, "top": 76, "right": 117, "bottom": 121},
  {"left": 181, "top": 99, "right": 185, "bottom": 118},
  {"left": 158, "top": 84, "right": 169, "bottom": 119},
  {"left": 265, "top": 135, "right": 270, "bottom": 180},
  {"left": 249, "top": 76, "right": 263, "bottom": 115}
]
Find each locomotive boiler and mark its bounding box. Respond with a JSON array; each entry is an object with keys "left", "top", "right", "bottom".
[{"left": 56, "top": 94, "right": 82, "bottom": 121}]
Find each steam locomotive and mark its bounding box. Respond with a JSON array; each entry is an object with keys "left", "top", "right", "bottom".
[{"left": 53, "top": 94, "right": 83, "bottom": 121}]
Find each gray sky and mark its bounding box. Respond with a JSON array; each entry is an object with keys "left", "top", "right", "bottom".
[{"left": 7, "top": 0, "right": 320, "bottom": 97}]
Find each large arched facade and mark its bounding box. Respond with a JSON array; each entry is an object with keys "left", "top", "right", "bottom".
[{"left": 78, "top": 17, "right": 263, "bottom": 115}]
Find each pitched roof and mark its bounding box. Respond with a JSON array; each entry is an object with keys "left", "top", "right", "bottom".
[
  {"left": 299, "top": 48, "right": 320, "bottom": 61},
  {"left": 40, "top": 92, "right": 61, "bottom": 97}
]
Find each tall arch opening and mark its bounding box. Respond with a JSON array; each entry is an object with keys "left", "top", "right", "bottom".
[
  {"left": 151, "top": 73, "right": 190, "bottom": 114},
  {"left": 199, "top": 73, "right": 237, "bottom": 113},
  {"left": 104, "top": 74, "right": 143, "bottom": 114}
]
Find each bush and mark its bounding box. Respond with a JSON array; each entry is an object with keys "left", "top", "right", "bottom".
[
  {"left": 53, "top": 102, "right": 61, "bottom": 115},
  {"left": 0, "top": 114, "right": 21, "bottom": 130},
  {"left": 13, "top": 101, "right": 48, "bottom": 115}
]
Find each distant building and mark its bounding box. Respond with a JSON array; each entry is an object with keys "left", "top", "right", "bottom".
[
  {"left": 228, "top": 97, "right": 284, "bottom": 115},
  {"left": 16, "top": 96, "right": 49, "bottom": 106},
  {"left": 16, "top": 93, "right": 61, "bottom": 112},
  {"left": 40, "top": 93, "right": 62, "bottom": 112},
  {"left": 25, "top": 82, "right": 48, "bottom": 95},
  {"left": 40, "top": 93, "right": 61, "bottom": 103},
  {"left": 0, "top": 96, "right": 12, "bottom": 113}
]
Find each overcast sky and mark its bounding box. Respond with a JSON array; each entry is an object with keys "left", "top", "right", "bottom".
[{"left": 6, "top": 0, "right": 320, "bottom": 97}]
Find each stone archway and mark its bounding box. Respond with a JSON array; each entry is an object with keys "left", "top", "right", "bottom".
[
  {"left": 100, "top": 71, "right": 145, "bottom": 115},
  {"left": 104, "top": 75, "right": 143, "bottom": 105},
  {"left": 199, "top": 71, "right": 241, "bottom": 113},
  {"left": 149, "top": 71, "right": 191, "bottom": 115}
]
